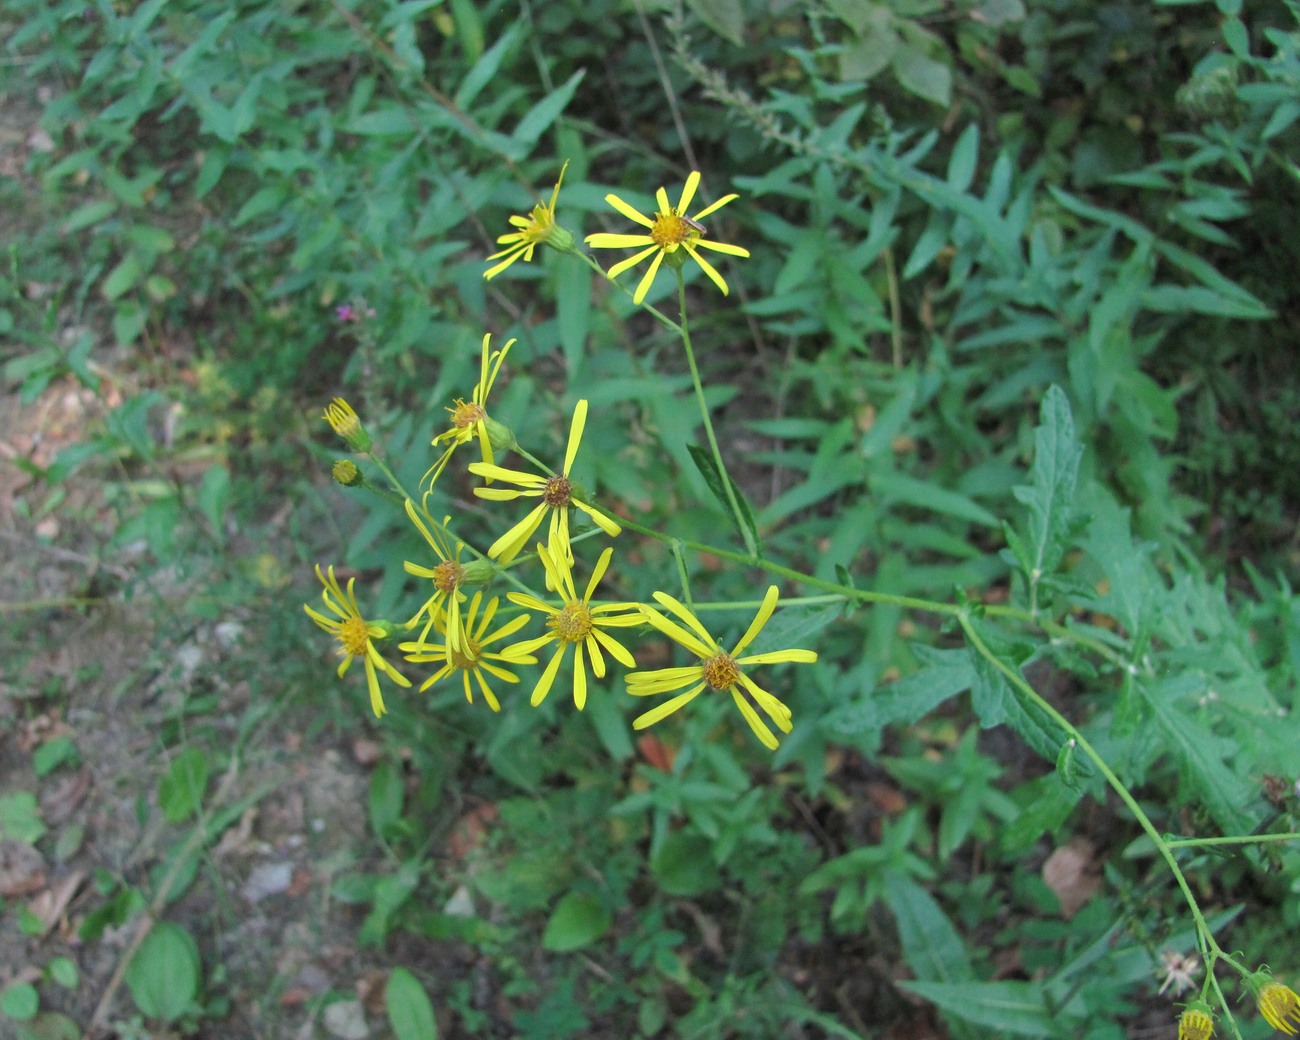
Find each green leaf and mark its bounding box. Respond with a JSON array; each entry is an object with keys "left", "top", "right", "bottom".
[
  {"left": 968, "top": 642, "right": 1077, "bottom": 770},
  {"left": 386, "top": 967, "right": 438, "bottom": 1040},
  {"left": 542, "top": 891, "right": 612, "bottom": 952},
  {"left": 827, "top": 646, "right": 976, "bottom": 733},
  {"left": 686, "top": 445, "right": 760, "bottom": 553},
  {"left": 125, "top": 922, "right": 201, "bottom": 1023},
  {"left": 1004, "top": 386, "right": 1081, "bottom": 595},
  {"left": 101, "top": 253, "right": 143, "bottom": 300},
  {"left": 651, "top": 833, "right": 717, "bottom": 896},
  {"left": 510, "top": 70, "right": 584, "bottom": 155},
  {"left": 158, "top": 749, "right": 211, "bottom": 822},
  {"left": 0, "top": 792, "right": 47, "bottom": 844},
  {"left": 1, "top": 983, "right": 38, "bottom": 1021},
  {"left": 898, "top": 979, "right": 1054, "bottom": 1036},
  {"left": 884, "top": 876, "right": 974, "bottom": 985},
  {"left": 455, "top": 21, "right": 524, "bottom": 108},
  {"left": 196, "top": 465, "right": 231, "bottom": 548},
  {"left": 892, "top": 27, "right": 952, "bottom": 106},
  {"left": 947, "top": 124, "right": 980, "bottom": 193},
  {"left": 873, "top": 471, "right": 1000, "bottom": 527},
  {"left": 555, "top": 258, "right": 591, "bottom": 381},
  {"left": 369, "top": 760, "right": 406, "bottom": 839},
  {"left": 46, "top": 957, "right": 78, "bottom": 990},
  {"left": 686, "top": 0, "right": 745, "bottom": 45},
  {"left": 33, "top": 736, "right": 80, "bottom": 777},
  {"left": 62, "top": 200, "right": 116, "bottom": 234}
]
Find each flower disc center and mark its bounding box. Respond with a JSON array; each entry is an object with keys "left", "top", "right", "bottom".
[
  {"left": 432, "top": 560, "right": 465, "bottom": 594},
  {"left": 548, "top": 602, "right": 593, "bottom": 643},
  {"left": 702, "top": 652, "right": 741, "bottom": 690},
  {"left": 339, "top": 616, "right": 371, "bottom": 658},
  {"left": 543, "top": 475, "right": 573, "bottom": 508}
]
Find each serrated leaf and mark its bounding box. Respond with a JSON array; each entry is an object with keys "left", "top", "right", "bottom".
[
  {"left": 827, "top": 646, "right": 976, "bottom": 733},
  {"left": 387, "top": 967, "right": 438, "bottom": 1040},
  {"left": 968, "top": 641, "right": 1079, "bottom": 773},
  {"left": 899, "top": 979, "right": 1054, "bottom": 1036},
  {"left": 1006, "top": 386, "right": 1081, "bottom": 599},
  {"left": 884, "top": 876, "right": 973, "bottom": 985}
]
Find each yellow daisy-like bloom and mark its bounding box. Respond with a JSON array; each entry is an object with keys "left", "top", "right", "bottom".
[
  {"left": 304, "top": 564, "right": 411, "bottom": 718},
  {"left": 584, "top": 170, "right": 750, "bottom": 304},
  {"left": 323, "top": 397, "right": 372, "bottom": 453},
  {"left": 1259, "top": 982, "right": 1300, "bottom": 1035},
  {"left": 504, "top": 540, "right": 640, "bottom": 711},
  {"left": 484, "top": 160, "right": 574, "bottom": 280},
  {"left": 1177, "top": 1004, "right": 1215, "bottom": 1040},
  {"left": 626, "top": 586, "right": 817, "bottom": 750},
  {"left": 402, "top": 500, "right": 470, "bottom": 657},
  {"left": 425, "top": 333, "right": 515, "bottom": 492},
  {"left": 399, "top": 593, "right": 536, "bottom": 712},
  {"left": 468, "top": 398, "right": 621, "bottom": 566}
]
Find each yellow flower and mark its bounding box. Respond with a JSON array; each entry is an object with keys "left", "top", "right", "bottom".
[
  {"left": 1259, "top": 981, "right": 1300, "bottom": 1035},
  {"left": 1177, "top": 1003, "right": 1215, "bottom": 1040},
  {"left": 504, "top": 541, "right": 640, "bottom": 710},
  {"left": 399, "top": 593, "right": 536, "bottom": 712},
  {"left": 402, "top": 500, "right": 470, "bottom": 657},
  {"left": 425, "top": 333, "right": 515, "bottom": 492},
  {"left": 304, "top": 564, "right": 411, "bottom": 718},
  {"left": 469, "top": 398, "right": 621, "bottom": 565},
  {"left": 584, "top": 170, "right": 750, "bottom": 304},
  {"left": 484, "top": 160, "right": 574, "bottom": 279},
  {"left": 626, "top": 586, "right": 817, "bottom": 750},
  {"left": 323, "top": 397, "right": 372, "bottom": 453}
]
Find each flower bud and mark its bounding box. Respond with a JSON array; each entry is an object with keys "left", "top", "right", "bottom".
[{"left": 332, "top": 459, "right": 364, "bottom": 487}]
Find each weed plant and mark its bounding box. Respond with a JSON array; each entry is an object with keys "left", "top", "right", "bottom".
[{"left": 2, "top": 0, "right": 1298, "bottom": 1038}]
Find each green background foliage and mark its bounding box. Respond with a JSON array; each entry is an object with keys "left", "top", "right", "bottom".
[{"left": 2, "top": 0, "right": 1298, "bottom": 1036}]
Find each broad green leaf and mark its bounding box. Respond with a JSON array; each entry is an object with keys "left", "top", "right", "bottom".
[
  {"left": 101, "top": 253, "right": 143, "bottom": 300},
  {"left": 827, "top": 646, "right": 976, "bottom": 733},
  {"left": 892, "top": 26, "right": 952, "bottom": 106},
  {"left": 651, "top": 833, "right": 717, "bottom": 896},
  {"left": 125, "top": 922, "right": 200, "bottom": 1023},
  {"left": 884, "top": 875, "right": 973, "bottom": 985},
  {"left": 386, "top": 967, "right": 438, "bottom": 1040},
  {"left": 542, "top": 891, "right": 612, "bottom": 952},
  {"left": 899, "top": 979, "right": 1054, "bottom": 1036},
  {"left": 158, "top": 749, "right": 210, "bottom": 822},
  {"left": 0, "top": 983, "right": 38, "bottom": 1020}
]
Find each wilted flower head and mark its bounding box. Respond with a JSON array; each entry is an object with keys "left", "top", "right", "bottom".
[{"left": 1177, "top": 1002, "right": 1214, "bottom": 1040}]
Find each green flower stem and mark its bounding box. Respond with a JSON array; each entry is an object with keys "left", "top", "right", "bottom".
[
  {"left": 365, "top": 449, "right": 419, "bottom": 505},
  {"left": 956, "top": 613, "right": 1244, "bottom": 1007},
  {"left": 1165, "top": 832, "right": 1300, "bottom": 848},
  {"left": 674, "top": 270, "right": 759, "bottom": 560},
  {"left": 573, "top": 251, "right": 682, "bottom": 334},
  {"left": 613, "top": 513, "right": 959, "bottom": 616}
]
